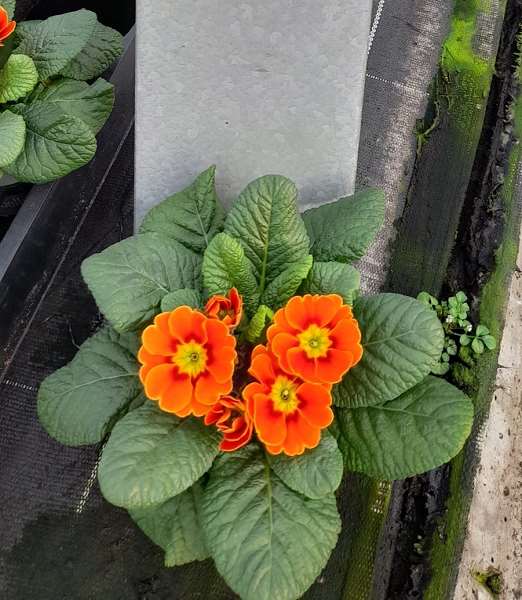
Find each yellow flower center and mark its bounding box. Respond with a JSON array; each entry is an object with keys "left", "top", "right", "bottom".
[
  {"left": 298, "top": 324, "right": 332, "bottom": 358},
  {"left": 172, "top": 341, "right": 207, "bottom": 377},
  {"left": 271, "top": 376, "right": 299, "bottom": 414}
]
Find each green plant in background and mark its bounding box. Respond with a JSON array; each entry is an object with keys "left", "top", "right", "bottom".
[
  {"left": 0, "top": 1, "right": 122, "bottom": 183},
  {"left": 417, "top": 290, "right": 496, "bottom": 377}
]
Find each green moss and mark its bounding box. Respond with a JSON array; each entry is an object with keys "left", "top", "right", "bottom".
[
  {"left": 424, "top": 28, "right": 522, "bottom": 600},
  {"left": 473, "top": 568, "right": 503, "bottom": 596}
]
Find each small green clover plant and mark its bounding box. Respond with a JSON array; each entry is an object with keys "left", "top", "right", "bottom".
[
  {"left": 0, "top": 2, "right": 123, "bottom": 183},
  {"left": 417, "top": 290, "right": 496, "bottom": 376}
]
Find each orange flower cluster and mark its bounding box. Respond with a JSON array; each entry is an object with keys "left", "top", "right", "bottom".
[
  {"left": 0, "top": 6, "right": 16, "bottom": 45},
  {"left": 138, "top": 290, "right": 363, "bottom": 456}
]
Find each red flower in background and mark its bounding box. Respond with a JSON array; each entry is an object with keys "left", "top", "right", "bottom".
[
  {"left": 204, "top": 395, "right": 253, "bottom": 452},
  {"left": 0, "top": 7, "right": 16, "bottom": 46},
  {"left": 205, "top": 287, "right": 243, "bottom": 330}
]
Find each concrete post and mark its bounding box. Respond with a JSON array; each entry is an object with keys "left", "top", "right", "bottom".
[{"left": 135, "top": 0, "right": 372, "bottom": 227}]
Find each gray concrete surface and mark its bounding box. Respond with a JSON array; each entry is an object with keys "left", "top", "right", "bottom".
[
  {"left": 135, "top": 0, "right": 372, "bottom": 225},
  {"left": 454, "top": 220, "right": 522, "bottom": 600}
]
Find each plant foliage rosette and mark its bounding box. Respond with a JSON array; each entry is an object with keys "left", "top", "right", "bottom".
[
  {"left": 0, "top": 1, "right": 122, "bottom": 183},
  {"left": 38, "top": 167, "right": 474, "bottom": 600}
]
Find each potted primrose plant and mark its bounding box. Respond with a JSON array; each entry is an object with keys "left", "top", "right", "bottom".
[
  {"left": 0, "top": 1, "right": 123, "bottom": 201},
  {"left": 37, "top": 167, "right": 474, "bottom": 600}
]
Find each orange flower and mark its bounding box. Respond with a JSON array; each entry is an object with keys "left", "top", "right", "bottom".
[
  {"left": 242, "top": 345, "right": 333, "bottom": 456},
  {"left": 204, "top": 395, "right": 253, "bottom": 452},
  {"left": 205, "top": 287, "right": 243, "bottom": 330},
  {"left": 0, "top": 6, "right": 16, "bottom": 46},
  {"left": 267, "top": 294, "right": 363, "bottom": 385},
  {"left": 138, "top": 306, "right": 237, "bottom": 417}
]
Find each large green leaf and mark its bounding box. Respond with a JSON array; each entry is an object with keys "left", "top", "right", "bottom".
[
  {"left": 201, "top": 445, "right": 341, "bottom": 600},
  {"left": 336, "top": 376, "right": 474, "bottom": 480},
  {"left": 98, "top": 403, "right": 219, "bottom": 509},
  {"left": 0, "top": 54, "right": 38, "bottom": 103},
  {"left": 30, "top": 78, "right": 114, "bottom": 134},
  {"left": 14, "top": 10, "right": 97, "bottom": 80},
  {"left": 160, "top": 288, "right": 201, "bottom": 312},
  {"left": 260, "top": 254, "right": 313, "bottom": 309},
  {"left": 141, "top": 166, "right": 225, "bottom": 253},
  {"left": 37, "top": 327, "right": 142, "bottom": 446},
  {"left": 267, "top": 430, "right": 343, "bottom": 499},
  {"left": 303, "top": 188, "right": 385, "bottom": 263},
  {"left": 81, "top": 233, "right": 202, "bottom": 332},
  {"left": 129, "top": 481, "right": 209, "bottom": 567},
  {"left": 0, "top": 110, "right": 25, "bottom": 168},
  {"left": 224, "top": 175, "right": 310, "bottom": 297},
  {"left": 60, "top": 21, "right": 123, "bottom": 81},
  {"left": 302, "top": 261, "right": 360, "bottom": 305},
  {"left": 3, "top": 0, "right": 15, "bottom": 19},
  {"left": 202, "top": 232, "right": 259, "bottom": 315},
  {"left": 5, "top": 102, "right": 96, "bottom": 183},
  {"left": 334, "top": 294, "right": 444, "bottom": 408}
]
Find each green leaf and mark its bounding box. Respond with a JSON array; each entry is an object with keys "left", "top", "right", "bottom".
[
  {"left": 333, "top": 294, "right": 444, "bottom": 408},
  {"left": 483, "top": 335, "right": 496, "bottom": 350},
  {"left": 302, "top": 188, "right": 385, "bottom": 263},
  {"left": 201, "top": 445, "right": 341, "bottom": 600},
  {"left": 60, "top": 20, "right": 123, "bottom": 81},
  {"left": 476, "top": 324, "right": 489, "bottom": 336},
  {"left": 245, "top": 304, "right": 273, "bottom": 343},
  {"left": 267, "top": 430, "right": 343, "bottom": 499},
  {"left": 141, "top": 166, "right": 225, "bottom": 253},
  {"left": 0, "top": 110, "right": 25, "bottom": 168},
  {"left": 14, "top": 10, "right": 98, "bottom": 80},
  {"left": 3, "top": 0, "right": 15, "bottom": 19},
  {"left": 161, "top": 288, "right": 201, "bottom": 312},
  {"left": 29, "top": 78, "right": 114, "bottom": 134},
  {"left": 431, "top": 361, "right": 450, "bottom": 376},
  {"left": 225, "top": 175, "right": 310, "bottom": 297},
  {"left": 5, "top": 102, "right": 96, "bottom": 183},
  {"left": 37, "top": 327, "right": 143, "bottom": 446},
  {"left": 336, "top": 376, "right": 474, "bottom": 480},
  {"left": 202, "top": 232, "right": 259, "bottom": 315},
  {"left": 471, "top": 338, "right": 484, "bottom": 354},
  {"left": 129, "top": 481, "right": 209, "bottom": 567},
  {"left": 302, "top": 261, "right": 360, "bottom": 305},
  {"left": 0, "top": 54, "right": 38, "bottom": 103},
  {"left": 82, "top": 233, "right": 202, "bottom": 332},
  {"left": 460, "top": 334, "right": 471, "bottom": 346},
  {"left": 260, "top": 254, "right": 313, "bottom": 309},
  {"left": 98, "top": 403, "right": 220, "bottom": 509}
]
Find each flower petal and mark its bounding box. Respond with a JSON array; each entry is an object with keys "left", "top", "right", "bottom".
[
  {"left": 280, "top": 415, "right": 306, "bottom": 456},
  {"left": 270, "top": 332, "right": 298, "bottom": 374},
  {"left": 142, "top": 313, "right": 176, "bottom": 355},
  {"left": 287, "top": 347, "right": 319, "bottom": 383},
  {"left": 138, "top": 347, "right": 171, "bottom": 383},
  {"left": 253, "top": 394, "right": 286, "bottom": 445},
  {"left": 248, "top": 347, "right": 277, "bottom": 385},
  {"left": 330, "top": 317, "right": 361, "bottom": 350},
  {"left": 297, "top": 383, "right": 334, "bottom": 428},
  {"left": 158, "top": 376, "right": 193, "bottom": 415},
  {"left": 144, "top": 364, "right": 177, "bottom": 399},
  {"left": 316, "top": 348, "right": 354, "bottom": 383},
  {"left": 206, "top": 346, "right": 236, "bottom": 383},
  {"left": 284, "top": 296, "right": 308, "bottom": 330},
  {"left": 195, "top": 372, "right": 232, "bottom": 405},
  {"left": 169, "top": 306, "right": 207, "bottom": 344}
]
